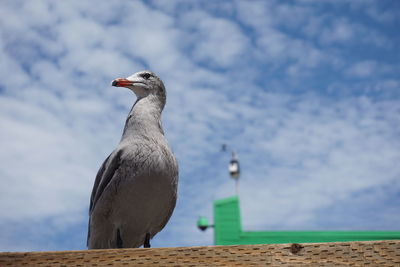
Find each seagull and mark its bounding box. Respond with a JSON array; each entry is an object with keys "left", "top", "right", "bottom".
[{"left": 87, "top": 70, "right": 178, "bottom": 249}]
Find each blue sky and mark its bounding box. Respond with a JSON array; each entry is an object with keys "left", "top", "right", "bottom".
[{"left": 0, "top": 0, "right": 399, "bottom": 251}]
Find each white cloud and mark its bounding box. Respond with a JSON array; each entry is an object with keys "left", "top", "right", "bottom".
[
  {"left": 0, "top": 94, "right": 108, "bottom": 221},
  {"left": 345, "top": 60, "right": 395, "bottom": 79},
  {"left": 317, "top": 16, "right": 391, "bottom": 48},
  {"left": 218, "top": 95, "right": 400, "bottom": 230},
  {"left": 180, "top": 11, "right": 250, "bottom": 68},
  {"left": 346, "top": 60, "right": 377, "bottom": 78},
  {"left": 235, "top": 1, "right": 335, "bottom": 79},
  {"left": 365, "top": 5, "right": 398, "bottom": 23},
  {"left": 320, "top": 18, "right": 354, "bottom": 44}
]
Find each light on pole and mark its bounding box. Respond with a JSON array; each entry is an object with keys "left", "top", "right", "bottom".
[{"left": 223, "top": 144, "right": 241, "bottom": 195}]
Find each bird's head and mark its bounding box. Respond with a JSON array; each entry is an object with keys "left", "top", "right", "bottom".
[{"left": 112, "top": 70, "right": 166, "bottom": 103}]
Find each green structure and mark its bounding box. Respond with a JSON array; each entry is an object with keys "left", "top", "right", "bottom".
[{"left": 199, "top": 196, "right": 400, "bottom": 245}]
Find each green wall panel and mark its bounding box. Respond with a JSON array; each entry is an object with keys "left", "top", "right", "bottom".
[{"left": 213, "top": 196, "right": 400, "bottom": 245}]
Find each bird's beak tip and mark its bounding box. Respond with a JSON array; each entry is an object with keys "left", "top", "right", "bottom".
[{"left": 111, "top": 78, "right": 132, "bottom": 87}]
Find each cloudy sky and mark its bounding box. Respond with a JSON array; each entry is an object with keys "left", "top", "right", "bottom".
[{"left": 0, "top": 0, "right": 399, "bottom": 251}]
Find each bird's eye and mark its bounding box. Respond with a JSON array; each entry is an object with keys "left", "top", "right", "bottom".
[{"left": 141, "top": 73, "right": 151, "bottom": 80}]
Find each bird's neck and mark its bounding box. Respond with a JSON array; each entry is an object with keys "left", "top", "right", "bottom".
[{"left": 120, "top": 95, "right": 165, "bottom": 141}]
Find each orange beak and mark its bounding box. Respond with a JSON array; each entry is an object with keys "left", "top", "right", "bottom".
[{"left": 111, "top": 78, "right": 133, "bottom": 87}]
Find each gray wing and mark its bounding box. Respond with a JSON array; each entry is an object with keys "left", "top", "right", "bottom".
[
  {"left": 89, "top": 149, "right": 123, "bottom": 213},
  {"left": 87, "top": 149, "right": 123, "bottom": 246}
]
